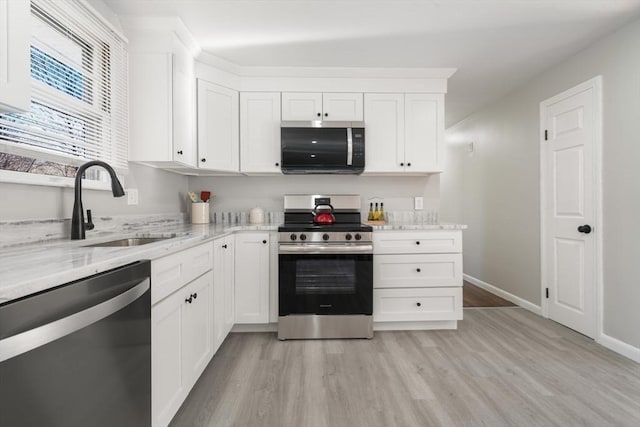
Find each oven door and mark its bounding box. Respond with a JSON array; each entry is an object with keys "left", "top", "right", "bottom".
[{"left": 279, "top": 246, "right": 373, "bottom": 316}]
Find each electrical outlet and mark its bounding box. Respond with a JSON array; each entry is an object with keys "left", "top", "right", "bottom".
[
  {"left": 127, "top": 188, "right": 138, "bottom": 206},
  {"left": 414, "top": 196, "right": 424, "bottom": 210}
]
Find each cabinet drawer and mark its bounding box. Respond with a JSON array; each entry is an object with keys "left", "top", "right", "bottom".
[
  {"left": 152, "top": 242, "right": 213, "bottom": 305},
  {"left": 374, "top": 253, "right": 462, "bottom": 288},
  {"left": 373, "top": 287, "right": 462, "bottom": 322},
  {"left": 373, "top": 231, "right": 461, "bottom": 254}
]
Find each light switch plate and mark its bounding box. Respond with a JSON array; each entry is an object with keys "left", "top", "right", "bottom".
[
  {"left": 127, "top": 188, "right": 139, "bottom": 205},
  {"left": 414, "top": 196, "right": 423, "bottom": 210}
]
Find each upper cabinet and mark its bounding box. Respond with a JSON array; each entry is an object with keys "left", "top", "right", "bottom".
[
  {"left": 129, "top": 34, "right": 197, "bottom": 168},
  {"left": 0, "top": 0, "right": 30, "bottom": 113},
  {"left": 197, "top": 79, "right": 240, "bottom": 172},
  {"left": 364, "top": 93, "right": 444, "bottom": 174},
  {"left": 240, "top": 92, "right": 281, "bottom": 174},
  {"left": 281, "top": 92, "right": 363, "bottom": 121}
]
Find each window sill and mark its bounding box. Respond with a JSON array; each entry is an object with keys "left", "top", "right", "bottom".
[{"left": 0, "top": 170, "right": 111, "bottom": 191}]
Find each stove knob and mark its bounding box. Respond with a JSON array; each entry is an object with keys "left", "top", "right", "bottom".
[
  {"left": 354, "top": 233, "right": 362, "bottom": 241},
  {"left": 322, "top": 233, "right": 330, "bottom": 241},
  {"left": 345, "top": 233, "right": 353, "bottom": 241},
  {"left": 300, "top": 234, "right": 307, "bottom": 241},
  {"left": 290, "top": 234, "right": 297, "bottom": 241}
]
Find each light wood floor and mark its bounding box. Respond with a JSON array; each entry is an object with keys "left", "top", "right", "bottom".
[
  {"left": 170, "top": 308, "right": 640, "bottom": 427},
  {"left": 462, "top": 281, "right": 516, "bottom": 307}
]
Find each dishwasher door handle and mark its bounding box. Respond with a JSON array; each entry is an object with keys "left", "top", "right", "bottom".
[{"left": 0, "top": 278, "right": 149, "bottom": 363}]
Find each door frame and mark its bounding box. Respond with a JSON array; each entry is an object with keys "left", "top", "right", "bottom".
[{"left": 539, "top": 76, "right": 603, "bottom": 339}]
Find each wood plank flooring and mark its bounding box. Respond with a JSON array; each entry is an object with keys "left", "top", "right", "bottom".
[
  {"left": 170, "top": 308, "right": 640, "bottom": 427},
  {"left": 463, "top": 281, "right": 516, "bottom": 307}
]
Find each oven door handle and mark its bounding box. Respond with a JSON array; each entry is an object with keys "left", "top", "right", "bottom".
[
  {"left": 279, "top": 244, "right": 373, "bottom": 254},
  {"left": 0, "top": 278, "right": 149, "bottom": 363}
]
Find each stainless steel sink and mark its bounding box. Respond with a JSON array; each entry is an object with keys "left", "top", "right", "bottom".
[{"left": 84, "top": 237, "right": 171, "bottom": 247}]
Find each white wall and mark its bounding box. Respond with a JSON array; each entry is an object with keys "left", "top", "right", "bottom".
[
  {"left": 188, "top": 174, "right": 440, "bottom": 219},
  {"left": 0, "top": 163, "right": 188, "bottom": 221},
  {"left": 441, "top": 18, "right": 640, "bottom": 350}
]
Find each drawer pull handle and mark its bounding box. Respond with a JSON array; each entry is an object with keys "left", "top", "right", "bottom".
[
  {"left": 185, "top": 296, "right": 193, "bottom": 304},
  {"left": 416, "top": 268, "right": 421, "bottom": 273},
  {"left": 192, "top": 292, "right": 198, "bottom": 300},
  {"left": 416, "top": 302, "right": 422, "bottom": 307}
]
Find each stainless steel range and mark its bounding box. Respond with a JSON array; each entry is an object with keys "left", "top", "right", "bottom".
[{"left": 278, "top": 194, "right": 373, "bottom": 340}]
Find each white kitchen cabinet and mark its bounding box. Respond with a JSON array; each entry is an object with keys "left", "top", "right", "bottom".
[
  {"left": 0, "top": 0, "right": 30, "bottom": 113},
  {"left": 129, "top": 35, "right": 197, "bottom": 168},
  {"left": 281, "top": 92, "right": 363, "bottom": 121},
  {"left": 373, "top": 230, "right": 462, "bottom": 328},
  {"left": 213, "top": 235, "right": 235, "bottom": 352},
  {"left": 197, "top": 79, "right": 240, "bottom": 172},
  {"left": 152, "top": 269, "right": 214, "bottom": 427},
  {"left": 364, "top": 93, "right": 444, "bottom": 174},
  {"left": 240, "top": 92, "right": 282, "bottom": 174},
  {"left": 234, "top": 232, "right": 270, "bottom": 324}
]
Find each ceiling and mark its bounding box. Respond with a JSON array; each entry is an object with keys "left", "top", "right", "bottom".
[{"left": 103, "top": 0, "right": 640, "bottom": 126}]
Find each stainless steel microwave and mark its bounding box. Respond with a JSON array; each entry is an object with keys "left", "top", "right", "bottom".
[{"left": 280, "top": 121, "right": 365, "bottom": 174}]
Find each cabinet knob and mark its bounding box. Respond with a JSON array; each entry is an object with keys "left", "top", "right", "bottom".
[
  {"left": 185, "top": 296, "right": 193, "bottom": 304},
  {"left": 177, "top": 150, "right": 183, "bottom": 155},
  {"left": 407, "top": 162, "right": 411, "bottom": 167},
  {"left": 400, "top": 162, "right": 404, "bottom": 166},
  {"left": 275, "top": 162, "right": 280, "bottom": 167},
  {"left": 262, "top": 240, "right": 267, "bottom": 244},
  {"left": 416, "top": 302, "right": 421, "bottom": 307},
  {"left": 416, "top": 268, "right": 421, "bottom": 273},
  {"left": 324, "top": 113, "right": 328, "bottom": 117},
  {"left": 192, "top": 292, "right": 198, "bottom": 300},
  {"left": 201, "top": 158, "right": 206, "bottom": 163},
  {"left": 317, "top": 112, "right": 321, "bottom": 117},
  {"left": 222, "top": 244, "right": 228, "bottom": 249},
  {"left": 416, "top": 241, "right": 421, "bottom": 245}
]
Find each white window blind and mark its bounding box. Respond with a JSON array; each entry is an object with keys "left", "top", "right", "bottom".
[{"left": 0, "top": 0, "right": 128, "bottom": 171}]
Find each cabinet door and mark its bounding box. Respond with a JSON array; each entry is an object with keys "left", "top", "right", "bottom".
[
  {"left": 363, "top": 93, "right": 405, "bottom": 173},
  {"left": 405, "top": 94, "right": 443, "bottom": 172},
  {"left": 323, "top": 93, "right": 363, "bottom": 121},
  {"left": 213, "top": 239, "right": 226, "bottom": 353},
  {"left": 213, "top": 237, "right": 234, "bottom": 350},
  {"left": 129, "top": 53, "right": 174, "bottom": 164},
  {"left": 181, "top": 272, "right": 214, "bottom": 391},
  {"left": 197, "top": 80, "right": 239, "bottom": 171},
  {"left": 234, "top": 233, "right": 270, "bottom": 324},
  {"left": 171, "top": 39, "right": 197, "bottom": 167},
  {"left": 240, "top": 92, "right": 282, "bottom": 173},
  {"left": 281, "top": 92, "right": 322, "bottom": 121},
  {"left": 0, "top": 0, "right": 30, "bottom": 113},
  {"left": 152, "top": 286, "right": 186, "bottom": 427},
  {"left": 223, "top": 237, "right": 236, "bottom": 334}
]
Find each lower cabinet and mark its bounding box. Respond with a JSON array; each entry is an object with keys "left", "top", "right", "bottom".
[
  {"left": 213, "top": 235, "right": 235, "bottom": 352},
  {"left": 373, "top": 230, "right": 463, "bottom": 328},
  {"left": 152, "top": 270, "right": 214, "bottom": 427},
  {"left": 234, "top": 232, "right": 270, "bottom": 324}
]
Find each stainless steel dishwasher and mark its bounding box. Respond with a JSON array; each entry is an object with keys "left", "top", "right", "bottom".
[{"left": 0, "top": 260, "right": 151, "bottom": 427}]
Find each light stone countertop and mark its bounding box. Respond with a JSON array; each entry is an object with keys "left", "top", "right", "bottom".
[{"left": 0, "top": 220, "right": 466, "bottom": 305}]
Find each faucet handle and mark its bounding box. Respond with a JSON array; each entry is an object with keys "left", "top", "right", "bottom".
[{"left": 85, "top": 209, "right": 95, "bottom": 231}]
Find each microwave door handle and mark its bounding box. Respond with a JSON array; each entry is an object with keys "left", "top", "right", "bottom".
[{"left": 347, "top": 127, "right": 353, "bottom": 166}]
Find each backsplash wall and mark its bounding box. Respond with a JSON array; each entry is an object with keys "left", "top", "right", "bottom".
[{"left": 188, "top": 174, "right": 440, "bottom": 219}]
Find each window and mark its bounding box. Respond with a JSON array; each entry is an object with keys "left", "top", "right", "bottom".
[{"left": 0, "top": 0, "right": 128, "bottom": 184}]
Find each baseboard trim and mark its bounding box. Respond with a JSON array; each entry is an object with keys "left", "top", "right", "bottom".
[
  {"left": 598, "top": 332, "right": 640, "bottom": 363},
  {"left": 463, "top": 274, "right": 543, "bottom": 315},
  {"left": 374, "top": 320, "right": 457, "bottom": 331},
  {"left": 231, "top": 323, "right": 277, "bottom": 333}
]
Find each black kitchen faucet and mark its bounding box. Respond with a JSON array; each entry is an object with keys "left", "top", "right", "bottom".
[{"left": 71, "top": 160, "right": 125, "bottom": 240}]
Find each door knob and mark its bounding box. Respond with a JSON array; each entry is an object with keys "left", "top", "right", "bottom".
[{"left": 577, "top": 224, "right": 592, "bottom": 234}]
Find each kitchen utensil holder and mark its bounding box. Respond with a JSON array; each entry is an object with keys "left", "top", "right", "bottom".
[{"left": 191, "top": 203, "right": 210, "bottom": 224}]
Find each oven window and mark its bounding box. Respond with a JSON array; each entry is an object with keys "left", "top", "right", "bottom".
[{"left": 296, "top": 259, "right": 356, "bottom": 294}]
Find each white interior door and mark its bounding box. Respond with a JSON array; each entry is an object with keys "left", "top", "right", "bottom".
[{"left": 541, "top": 78, "right": 600, "bottom": 338}]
